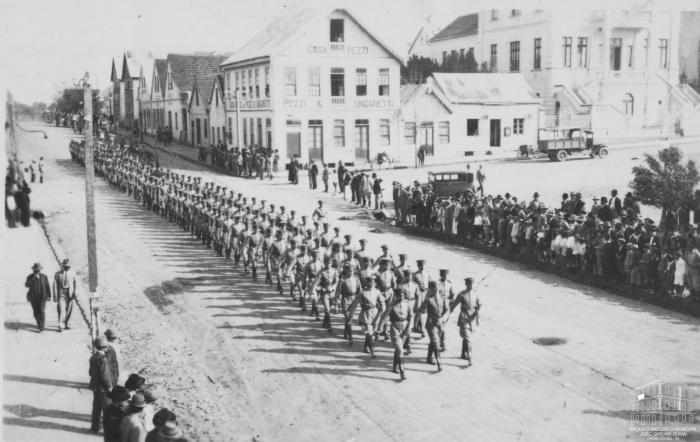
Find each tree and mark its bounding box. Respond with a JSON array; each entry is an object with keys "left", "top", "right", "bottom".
[
  {"left": 402, "top": 55, "right": 440, "bottom": 84},
  {"left": 630, "top": 146, "right": 699, "bottom": 228}
]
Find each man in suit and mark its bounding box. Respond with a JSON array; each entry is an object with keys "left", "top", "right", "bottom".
[
  {"left": 609, "top": 189, "right": 622, "bottom": 219},
  {"left": 25, "top": 262, "right": 51, "bottom": 332},
  {"left": 89, "top": 336, "right": 113, "bottom": 433},
  {"left": 52, "top": 258, "right": 76, "bottom": 331}
]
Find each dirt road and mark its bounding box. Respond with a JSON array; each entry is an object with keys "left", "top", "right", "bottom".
[{"left": 19, "top": 122, "right": 700, "bottom": 441}]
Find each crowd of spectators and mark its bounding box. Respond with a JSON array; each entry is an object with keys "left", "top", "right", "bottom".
[
  {"left": 391, "top": 182, "right": 700, "bottom": 301},
  {"left": 5, "top": 156, "right": 38, "bottom": 228}
]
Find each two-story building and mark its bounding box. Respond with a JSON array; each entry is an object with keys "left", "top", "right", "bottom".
[
  {"left": 109, "top": 56, "right": 122, "bottom": 124},
  {"left": 187, "top": 74, "right": 225, "bottom": 147},
  {"left": 220, "top": 8, "right": 402, "bottom": 166},
  {"left": 429, "top": 7, "right": 700, "bottom": 137},
  {"left": 401, "top": 73, "right": 540, "bottom": 164},
  {"left": 163, "top": 53, "right": 229, "bottom": 143},
  {"left": 144, "top": 58, "right": 167, "bottom": 136}
]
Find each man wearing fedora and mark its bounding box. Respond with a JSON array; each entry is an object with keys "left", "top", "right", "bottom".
[
  {"left": 119, "top": 392, "right": 148, "bottom": 442},
  {"left": 90, "top": 336, "right": 114, "bottom": 433},
  {"left": 25, "top": 262, "right": 51, "bottom": 332},
  {"left": 103, "top": 386, "right": 130, "bottom": 442},
  {"left": 52, "top": 258, "right": 76, "bottom": 331}
]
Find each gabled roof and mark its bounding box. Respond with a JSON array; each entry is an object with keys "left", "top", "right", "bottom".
[
  {"left": 110, "top": 57, "right": 120, "bottom": 82},
  {"left": 153, "top": 58, "right": 168, "bottom": 97},
  {"left": 430, "top": 13, "right": 479, "bottom": 43},
  {"left": 189, "top": 72, "right": 224, "bottom": 110},
  {"left": 400, "top": 82, "right": 453, "bottom": 113},
  {"left": 432, "top": 73, "right": 541, "bottom": 105},
  {"left": 221, "top": 7, "right": 402, "bottom": 67},
  {"left": 168, "top": 53, "right": 229, "bottom": 95}
]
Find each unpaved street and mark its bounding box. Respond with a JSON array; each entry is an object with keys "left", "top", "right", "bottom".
[{"left": 21, "top": 122, "right": 700, "bottom": 441}]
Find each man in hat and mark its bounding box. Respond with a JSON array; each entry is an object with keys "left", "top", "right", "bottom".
[
  {"left": 90, "top": 336, "right": 114, "bottom": 433},
  {"left": 335, "top": 263, "right": 362, "bottom": 344},
  {"left": 436, "top": 269, "right": 455, "bottom": 351},
  {"left": 25, "top": 262, "right": 51, "bottom": 332},
  {"left": 52, "top": 258, "right": 77, "bottom": 331},
  {"left": 389, "top": 286, "right": 412, "bottom": 380},
  {"left": 372, "top": 244, "right": 394, "bottom": 270},
  {"left": 354, "top": 276, "right": 384, "bottom": 358},
  {"left": 119, "top": 392, "right": 147, "bottom": 442},
  {"left": 419, "top": 280, "right": 449, "bottom": 372},
  {"left": 447, "top": 278, "right": 480, "bottom": 366},
  {"left": 374, "top": 257, "right": 397, "bottom": 339},
  {"left": 411, "top": 259, "right": 430, "bottom": 337},
  {"left": 104, "top": 329, "right": 120, "bottom": 387},
  {"left": 304, "top": 249, "right": 325, "bottom": 316},
  {"left": 103, "top": 386, "right": 130, "bottom": 442}
]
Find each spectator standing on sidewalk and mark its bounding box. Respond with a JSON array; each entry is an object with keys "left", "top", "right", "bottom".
[
  {"left": 337, "top": 161, "right": 346, "bottom": 197},
  {"left": 373, "top": 175, "right": 384, "bottom": 210},
  {"left": 38, "top": 157, "right": 45, "bottom": 183},
  {"left": 119, "top": 392, "right": 148, "bottom": 442},
  {"left": 309, "top": 160, "right": 318, "bottom": 189},
  {"left": 104, "top": 329, "right": 120, "bottom": 387},
  {"left": 25, "top": 262, "right": 51, "bottom": 332},
  {"left": 321, "top": 163, "right": 329, "bottom": 192},
  {"left": 52, "top": 258, "right": 76, "bottom": 332},
  {"left": 103, "top": 386, "right": 130, "bottom": 442},
  {"left": 90, "top": 336, "right": 114, "bottom": 433}
]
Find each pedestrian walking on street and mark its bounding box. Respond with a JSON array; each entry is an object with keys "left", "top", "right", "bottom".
[
  {"left": 447, "top": 278, "right": 480, "bottom": 366},
  {"left": 337, "top": 161, "right": 346, "bottom": 197},
  {"left": 38, "top": 157, "right": 45, "bottom": 183},
  {"left": 119, "top": 392, "right": 148, "bottom": 442},
  {"left": 389, "top": 286, "right": 412, "bottom": 380},
  {"left": 16, "top": 181, "right": 32, "bottom": 226},
  {"left": 52, "top": 258, "right": 76, "bottom": 331},
  {"left": 309, "top": 160, "right": 318, "bottom": 189},
  {"left": 103, "top": 386, "right": 130, "bottom": 442},
  {"left": 419, "top": 280, "right": 448, "bottom": 372},
  {"left": 25, "top": 262, "right": 51, "bottom": 332},
  {"left": 90, "top": 336, "right": 114, "bottom": 433}
]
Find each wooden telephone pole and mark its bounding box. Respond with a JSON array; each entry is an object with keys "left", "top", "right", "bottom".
[{"left": 82, "top": 72, "right": 100, "bottom": 341}]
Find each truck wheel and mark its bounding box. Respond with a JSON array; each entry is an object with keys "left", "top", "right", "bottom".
[
  {"left": 556, "top": 150, "right": 568, "bottom": 162},
  {"left": 598, "top": 147, "right": 609, "bottom": 159}
]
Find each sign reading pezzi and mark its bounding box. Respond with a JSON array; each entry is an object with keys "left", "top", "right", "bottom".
[{"left": 307, "top": 44, "right": 369, "bottom": 55}]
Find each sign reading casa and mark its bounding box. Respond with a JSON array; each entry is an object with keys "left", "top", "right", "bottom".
[{"left": 307, "top": 44, "right": 369, "bottom": 55}]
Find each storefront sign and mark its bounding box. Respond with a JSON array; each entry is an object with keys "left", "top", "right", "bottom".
[
  {"left": 284, "top": 99, "right": 307, "bottom": 109},
  {"left": 307, "top": 44, "right": 369, "bottom": 55},
  {"left": 354, "top": 99, "right": 393, "bottom": 109}
]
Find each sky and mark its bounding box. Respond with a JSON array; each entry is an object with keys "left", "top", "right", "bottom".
[{"left": 2, "top": 0, "right": 699, "bottom": 105}]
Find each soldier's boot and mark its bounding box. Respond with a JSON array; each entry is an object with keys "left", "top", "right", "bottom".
[
  {"left": 433, "top": 344, "right": 442, "bottom": 372},
  {"left": 362, "top": 335, "right": 370, "bottom": 354},
  {"left": 234, "top": 253, "right": 240, "bottom": 265},
  {"left": 289, "top": 286, "right": 295, "bottom": 301},
  {"left": 369, "top": 335, "right": 376, "bottom": 359},
  {"left": 404, "top": 342, "right": 412, "bottom": 356},
  {"left": 277, "top": 280, "right": 283, "bottom": 295},
  {"left": 460, "top": 340, "right": 469, "bottom": 360},
  {"left": 347, "top": 325, "right": 353, "bottom": 345},
  {"left": 265, "top": 270, "right": 272, "bottom": 284},
  {"left": 299, "top": 295, "right": 306, "bottom": 311},
  {"left": 323, "top": 312, "right": 331, "bottom": 331},
  {"left": 426, "top": 345, "right": 435, "bottom": 365},
  {"left": 243, "top": 261, "right": 249, "bottom": 274},
  {"left": 392, "top": 352, "right": 399, "bottom": 373},
  {"left": 464, "top": 340, "right": 472, "bottom": 366},
  {"left": 439, "top": 331, "right": 446, "bottom": 352},
  {"left": 399, "top": 360, "right": 406, "bottom": 380}
]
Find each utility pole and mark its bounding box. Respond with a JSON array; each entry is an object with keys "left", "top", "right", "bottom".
[{"left": 82, "top": 72, "right": 100, "bottom": 341}]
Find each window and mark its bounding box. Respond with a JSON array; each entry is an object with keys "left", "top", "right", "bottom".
[
  {"left": 534, "top": 38, "right": 541, "bottom": 69},
  {"left": 442, "top": 51, "right": 447, "bottom": 64},
  {"left": 438, "top": 121, "right": 450, "bottom": 143},
  {"left": 467, "top": 119, "right": 479, "bottom": 136},
  {"left": 577, "top": 37, "right": 588, "bottom": 67},
  {"left": 265, "top": 67, "right": 270, "bottom": 97},
  {"left": 257, "top": 118, "right": 262, "bottom": 147},
  {"left": 226, "top": 72, "right": 230, "bottom": 91},
  {"left": 204, "top": 119, "right": 208, "bottom": 138},
  {"left": 356, "top": 68, "right": 367, "bottom": 96},
  {"left": 241, "top": 70, "right": 247, "bottom": 98},
  {"left": 330, "top": 18, "right": 344, "bottom": 42},
  {"left": 511, "top": 9, "right": 521, "bottom": 16},
  {"left": 195, "top": 91, "right": 199, "bottom": 106},
  {"left": 308, "top": 120, "right": 323, "bottom": 150},
  {"left": 265, "top": 118, "right": 271, "bottom": 147},
  {"left": 309, "top": 67, "right": 320, "bottom": 96},
  {"left": 658, "top": 39, "right": 668, "bottom": 68},
  {"left": 254, "top": 68, "right": 260, "bottom": 98},
  {"left": 215, "top": 89, "right": 219, "bottom": 106},
  {"left": 235, "top": 71, "right": 240, "bottom": 97},
  {"left": 243, "top": 117, "right": 248, "bottom": 144},
  {"left": 174, "top": 112, "right": 178, "bottom": 130},
  {"left": 404, "top": 122, "right": 416, "bottom": 144},
  {"left": 167, "top": 72, "right": 173, "bottom": 90},
  {"left": 227, "top": 117, "right": 233, "bottom": 143},
  {"left": 491, "top": 9, "right": 498, "bottom": 20},
  {"left": 509, "top": 41, "right": 520, "bottom": 71},
  {"left": 627, "top": 45, "right": 634, "bottom": 68},
  {"left": 513, "top": 118, "right": 524, "bottom": 134},
  {"left": 248, "top": 69, "right": 253, "bottom": 97},
  {"left": 563, "top": 37, "right": 572, "bottom": 68},
  {"left": 334, "top": 119, "right": 345, "bottom": 147},
  {"left": 331, "top": 68, "right": 345, "bottom": 96},
  {"left": 379, "top": 69, "right": 390, "bottom": 96},
  {"left": 490, "top": 44, "right": 497, "bottom": 71},
  {"left": 354, "top": 119, "right": 369, "bottom": 149},
  {"left": 623, "top": 93, "right": 634, "bottom": 115},
  {"left": 250, "top": 119, "right": 255, "bottom": 145},
  {"left": 379, "top": 119, "right": 390, "bottom": 145},
  {"left": 285, "top": 67, "right": 297, "bottom": 96},
  {"left": 611, "top": 38, "right": 622, "bottom": 71},
  {"left": 460, "top": 48, "right": 465, "bottom": 59}
]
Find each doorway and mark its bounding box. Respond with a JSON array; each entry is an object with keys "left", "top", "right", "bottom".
[
  {"left": 489, "top": 119, "right": 501, "bottom": 147},
  {"left": 354, "top": 119, "right": 369, "bottom": 161},
  {"left": 286, "top": 120, "right": 301, "bottom": 159},
  {"left": 419, "top": 123, "right": 434, "bottom": 156},
  {"left": 610, "top": 38, "right": 622, "bottom": 71}
]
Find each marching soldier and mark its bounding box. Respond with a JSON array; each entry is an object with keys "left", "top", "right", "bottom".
[
  {"left": 436, "top": 269, "right": 455, "bottom": 352},
  {"left": 399, "top": 268, "right": 417, "bottom": 355},
  {"left": 353, "top": 276, "right": 384, "bottom": 358},
  {"left": 374, "top": 257, "right": 397, "bottom": 340},
  {"left": 447, "top": 277, "right": 481, "bottom": 366},
  {"left": 419, "top": 280, "right": 449, "bottom": 372},
  {"left": 335, "top": 263, "right": 361, "bottom": 344},
  {"left": 411, "top": 259, "right": 431, "bottom": 338},
  {"left": 389, "top": 285, "right": 412, "bottom": 380},
  {"left": 304, "top": 249, "right": 325, "bottom": 318},
  {"left": 318, "top": 255, "right": 338, "bottom": 331}
]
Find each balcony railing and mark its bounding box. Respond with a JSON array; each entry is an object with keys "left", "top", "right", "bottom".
[{"left": 330, "top": 97, "right": 345, "bottom": 105}]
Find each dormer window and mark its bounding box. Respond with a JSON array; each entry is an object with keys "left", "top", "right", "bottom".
[{"left": 330, "top": 19, "right": 344, "bottom": 42}]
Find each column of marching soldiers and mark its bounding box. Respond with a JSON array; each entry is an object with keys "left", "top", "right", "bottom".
[{"left": 70, "top": 138, "right": 481, "bottom": 381}]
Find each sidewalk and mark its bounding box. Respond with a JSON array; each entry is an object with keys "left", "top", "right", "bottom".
[{"left": 2, "top": 223, "right": 99, "bottom": 442}]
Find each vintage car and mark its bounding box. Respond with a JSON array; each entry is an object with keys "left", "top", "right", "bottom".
[
  {"left": 537, "top": 127, "right": 608, "bottom": 161},
  {"left": 425, "top": 171, "right": 474, "bottom": 197}
]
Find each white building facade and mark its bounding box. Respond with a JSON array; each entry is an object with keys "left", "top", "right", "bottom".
[
  {"left": 401, "top": 73, "right": 540, "bottom": 165},
  {"left": 429, "top": 7, "right": 700, "bottom": 137},
  {"left": 220, "top": 8, "right": 402, "bottom": 166}
]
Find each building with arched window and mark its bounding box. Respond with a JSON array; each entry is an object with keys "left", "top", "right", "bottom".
[{"left": 623, "top": 93, "right": 634, "bottom": 115}]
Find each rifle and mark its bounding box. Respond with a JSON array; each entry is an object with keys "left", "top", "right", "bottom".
[{"left": 471, "top": 270, "right": 494, "bottom": 327}]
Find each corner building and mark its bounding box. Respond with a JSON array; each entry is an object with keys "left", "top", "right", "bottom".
[{"left": 220, "top": 8, "right": 402, "bottom": 166}]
